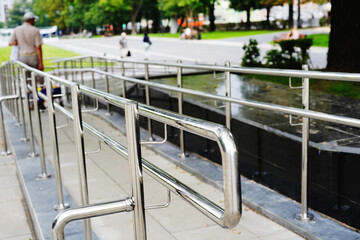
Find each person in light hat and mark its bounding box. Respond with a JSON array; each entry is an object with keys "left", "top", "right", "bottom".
[{"left": 9, "top": 11, "right": 43, "bottom": 71}]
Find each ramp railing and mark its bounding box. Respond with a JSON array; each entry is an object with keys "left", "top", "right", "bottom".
[
  {"left": 0, "top": 60, "right": 241, "bottom": 240},
  {"left": 51, "top": 56, "right": 360, "bottom": 222}
]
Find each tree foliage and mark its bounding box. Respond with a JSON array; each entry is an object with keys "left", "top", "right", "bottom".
[
  {"left": 229, "top": 0, "right": 259, "bottom": 30},
  {"left": 162, "top": 0, "right": 204, "bottom": 25},
  {"left": 8, "top": 0, "right": 32, "bottom": 27}
]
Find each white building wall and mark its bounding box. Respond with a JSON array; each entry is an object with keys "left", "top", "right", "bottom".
[{"left": 0, "top": 0, "right": 15, "bottom": 24}]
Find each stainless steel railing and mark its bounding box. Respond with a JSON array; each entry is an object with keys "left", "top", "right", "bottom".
[
  {"left": 51, "top": 55, "right": 360, "bottom": 222},
  {"left": 0, "top": 60, "right": 242, "bottom": 240}
]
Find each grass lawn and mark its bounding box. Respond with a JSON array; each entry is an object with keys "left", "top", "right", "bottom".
[
  {"left": 0, "top": 44, "right": 79, "bottom": 70},
  {"left": 307, "top": 33, "right": 329, "bottom": 47},
  {"left": 246, "top": 74, "right": 360, "bottom": 100},
  {"left": 146, "top": 30, "right": 286, "bottom": 40}
]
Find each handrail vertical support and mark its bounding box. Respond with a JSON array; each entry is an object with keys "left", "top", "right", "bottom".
[
  {"left": 121, "top": 61, "right": 126, "bottom": 97},
  {"left": 125, "top": 101, "right": 147, "bottom": 240},
  {"left": 71, "top": 84, "right": 93, "bottom": 240},
  {"left": 31, "top": 72, "right": 51, "bottom": 180},
  {"left": 296, "top": 65, "right": 314, "bottom": 222},
  {"left": 225, "top": 61, "right": 231, "bottom": 130},
  {"left": 16, "top": 66, "right": 28, "bottom": 142},
  {"left": 11, "top": 62, "right": 20, "bottom": 125},
  {"left": 0, "top": 100, "right": 11, "bottom": 155},
  {"left": 144, "top": 61, "right": 153, "bottom": 141},
  {"left": 104, "top": 58, "right": 112, "bottom": 116},
  {"left": 45, "top": 77, "right": 70, "bottom": 211},
  {"left": 22, "top": 69, "right": 37, "bottom": 157},
  {"left": 177, "top": 59, "right": 187, "bottom": 159}
]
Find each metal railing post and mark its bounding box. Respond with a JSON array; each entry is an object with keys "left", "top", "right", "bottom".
[
  {"left": 6, "top": 64, "right": 13, "bottom": 113},
  {"left": 121, "top": 61, "right": 125, "bottom": 76},
  {"left": 121, "top": 61, "right": 126, "bottom": 98},
  {"left": 90, "top": 57, "right": 95, "bottom": 88},
  {"left": 22, "top": 69, "right": 37, "bottom": 157},
  {"left": 71, "top": 83, "right": 92, "bottom": 240},
  {"left": 104, "top": 58, "right": 112, "bottom": 115},
  {"left": 296, "top": 65, "right": 314, "bottom": 222},
  {"left": 31, "top": 72, "right": 51, "bottom": 179},
  {"left": 45, "top": 77, "right": 70, "bottom": 211},
  {"left": 144, "top": 61, "right": 153, "bottom": 140},
  {"left": 225, "top": 61, "right": 231, "bottom": 129},
  {"left": 125, "top": 101, "right": 147, "bottom": 240},
  {"left": 11, "top": 62, "right": 20, "bottom": 125},
  {"left": 0, "top": 99, "right": 11, "bottom": 155},
  {"left": 64, "top": 61, "right": 71, "bottom": 102},
  {"left": 16, "top": 66, "right": 27, "bottom": 142},
  {"left": 177, "top": 60, "right": 186, "bottom": 158}
]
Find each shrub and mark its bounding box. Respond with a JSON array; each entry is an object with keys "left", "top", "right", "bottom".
[
  {"left": 264, "top": 38, "right": 313, "bottom": 69},
  {"left": 319, "top": 17, "right": 328, "bottom": 27},
  {"left": 241, "top": 39, "right": 262, "bottom": 67}
]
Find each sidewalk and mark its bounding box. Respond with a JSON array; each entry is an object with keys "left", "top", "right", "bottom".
[{"left": 0, "top": 135, "right": 34, "bottom": 239}]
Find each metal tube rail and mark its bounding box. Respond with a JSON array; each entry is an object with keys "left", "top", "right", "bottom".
[
  {"left": 30, "top": 72, "right": 51, "bottom": 180},
  {"left": 55, "top": 102, "right": 240, "bottom": 228},
  {"left": 0, "top": 94, "right": 19, "bottom": 155},
  {"left": 71, "top": 83, "right": 93, "bottom": 240},
  {"left": 52, "top": 56, "right": 360, "bottom": 82},
  {"left": 51, "top": 198, "right": 134, "bottom": 240},
  {"left": 125, "top": 101, "right": 146, "bottom": 240},
  {"left": 56, "top": 68, "right": 360, "bottom": 129},
  {"left": 15, "top": 66, "right": 27, "bottom": 142},
  {"left": 22, "top": 69, "right": 36, "bottom": 157},
  {"left": 71, "top": 84, "right": 241, "bottom": 228},
  {"left": 177, "top": 59, "right": 186, "bottom": 158},
  {"left": 45, "top": 77, "right": 70, "bottom": 211},
  {"left": 296, "top": 65, "right": 314, "bottom": 222}
]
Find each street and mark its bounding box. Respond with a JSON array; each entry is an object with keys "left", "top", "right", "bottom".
[{"left": 45, "top": 27, "right": 329, "bottom": 69}]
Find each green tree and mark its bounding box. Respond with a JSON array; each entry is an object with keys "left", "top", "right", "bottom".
[
  {"left": 8, "top": 0, "right": 32, "bottom": 27},
  {"left": 260, "top": 0, "right": 282, "bottom": 29},
  {"left": 201, "top": 0, "right": 216, "bottom": 32},
  {"left": 162, "top": 0, "right": 204, "bottom": 28},
  {"left": 84, "top": 0, "right": 131, "bottom": 33},
  {"left": 139, "top": 0, "right": 161, "bottom": 33},
  {"left": 229, "top": 0, "right": 259, "bottom": 30},
  {"left": 33, "top": 0, "right": 67, "bottom": 29},
  {"left": 130, "top": 0, "right": 143, "bottom": 34}
]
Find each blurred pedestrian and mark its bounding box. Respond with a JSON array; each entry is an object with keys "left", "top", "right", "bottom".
[
  {"left": 119, "top": 32, "right": 129, "bottom": 58},
  {"left": 143, "top": 32, "right": 151, "bottom": 60},
  {"left": 9, "top": 12, "right": 43, "bottom": 71}
]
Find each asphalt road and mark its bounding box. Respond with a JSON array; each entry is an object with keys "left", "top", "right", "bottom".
[{"left": 0, "top": 27, "right": 328, "bottom": 69}]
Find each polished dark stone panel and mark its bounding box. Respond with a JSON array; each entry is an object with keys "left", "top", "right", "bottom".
[{"left": 121, "top": 74, "right": 360, "bottom": 230}]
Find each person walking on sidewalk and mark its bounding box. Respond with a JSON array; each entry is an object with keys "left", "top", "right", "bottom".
[
  {"left": 143, "top": 32, "right": 152, "bottom": 60},
  {"left": 8, "top": 12, "right": 44, "bottom": 71},
  {"left": 119, "top": 32, "right": 129, "bottom": 58}
]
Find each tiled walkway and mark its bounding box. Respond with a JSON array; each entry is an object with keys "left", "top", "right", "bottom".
[{"left": 0, "top": 136, "right": 34, "bottom": 240}]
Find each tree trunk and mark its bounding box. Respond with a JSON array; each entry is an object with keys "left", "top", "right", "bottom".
[
  {"left": 131, "top": 0, "right": 143, "bottom": 35},
  {"left": 288, "top": 0, "right": 293, "bottom": 28},
  {"left": 209, "top": 0, "right": 216, "bottom": 32},
  {"left": 327, "top": 0, "right": 360, "bottom": 73},
  {"left": 246, "top": 7, "right": 251, "bottom": 30},
  {"left": 266, "top": 6, "right": 271, "bottom": 29},
  {"left": 297, "top": 0, "right": 301, "bottom": 28}
]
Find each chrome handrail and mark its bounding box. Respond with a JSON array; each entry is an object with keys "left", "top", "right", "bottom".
[
  {"left": 52, "top": 55, "right": 360, "bottom": 82},
  {"left": 1, "top": 60, "right": 242, "bottom": 239},
  {"left": 50, "top": 56, "right": 360, "bottom": 224},
  {"left": 51, "top": 67, "right": 360, "bottom": 128}
]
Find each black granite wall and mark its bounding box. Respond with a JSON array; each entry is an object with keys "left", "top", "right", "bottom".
[{"left": 118, "top": 85, "right": 360, "bottom": 230}]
